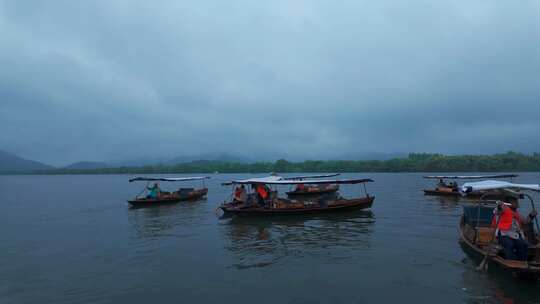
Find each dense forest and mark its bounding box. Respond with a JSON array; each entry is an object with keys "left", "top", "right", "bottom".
[{"left": 7, "top": 152, "right": 540, "bottom": 174}]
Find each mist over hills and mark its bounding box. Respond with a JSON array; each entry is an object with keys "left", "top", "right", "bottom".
[
  {"left": 3, "top": 149, "right": 540, "bottom": 174},
  {"left": 112, "top": 152, "right": 252, "bottom": 167},
  {"left": 63, "top": 161, "right": 110, "bottom": 170},
  {"left": 0, "top": 150, "right": 256, "bottom": 172},
  {"left": 0, "top": 150, "right": 54, "bottom": 172}
]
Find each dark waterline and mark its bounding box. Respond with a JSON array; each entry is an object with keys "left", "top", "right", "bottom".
[{"left": 1, "top": 173, "right": 539, "bottom": 303}]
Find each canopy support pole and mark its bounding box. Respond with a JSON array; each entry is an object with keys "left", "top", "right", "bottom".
[
  {"left": 524, "top": 193, "right": 540, "bottom": 234},
  {"left": 363, "top": 183, "right": 368, "bottom": 196}
]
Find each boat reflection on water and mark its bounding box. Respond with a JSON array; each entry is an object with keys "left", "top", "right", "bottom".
[
  {"left": 127, "top": 198, "right": 207, "bottom": 240},
  {"left": 220, "top": 210, "right": 375, "bottom": 270},
  {"left": 432, "top": 196, "right": 461, "bottom": 211},
  {"left": 459, "top": 257, "right": 540, "bottom": 303}
]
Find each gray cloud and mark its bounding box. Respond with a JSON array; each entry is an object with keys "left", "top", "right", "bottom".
[{"left": 1, "top": 0, "right": 539, "bottom": 165}]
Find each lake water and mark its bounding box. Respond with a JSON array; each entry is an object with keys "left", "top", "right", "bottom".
[{"left": 1, "top": 173, "right": 540, "bottom": 303}]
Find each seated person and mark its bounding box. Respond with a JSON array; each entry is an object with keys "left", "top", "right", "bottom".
[
  {"left": 147, "top": 183, "right": 161, "bottom": 199},
  {"left": 233, "top": 185, "right": 247, "bottom": 204},
  {"left": 492, "top": 197, "right": 537, "bottom": 261},
  {"left": 437, "top": 179, "right": 447, "bottom": 188},
  {"left": 436, "top": 179, "right": 452, "bottom": 191}
]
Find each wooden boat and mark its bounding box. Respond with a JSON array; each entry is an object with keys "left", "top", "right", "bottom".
[
  {"left": 458, "top": 181, "right": 540, "bottom": 279},
  {"left": 423, "top": 174, "right": 518, "bottom": 199},
  {"left": 219, "top": 176, "right": 374, "bottom": 216},
  {"left": 286, "top": 184, "right": 339, "bottom": 197},
  {"left": 127, "top": 176, "right": 210, "bottom": 207}
]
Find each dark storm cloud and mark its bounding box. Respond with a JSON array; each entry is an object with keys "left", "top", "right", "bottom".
[{"left": 1, "top": 0, "right": 539, "bottom": 165}]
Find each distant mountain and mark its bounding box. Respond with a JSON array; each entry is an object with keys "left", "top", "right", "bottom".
[
  {"left": 63, "top": 161, "right": 109, "bottom": 170},
  {"left": 112, "top": 153, "right": 252, "bottom": 167},
  {"left": 0, "top": 150, "right": 54, "bottom": 172},
  {"left": 166, "top": 152, "right": 251, "bottom": 164},
  {"left": 110, "top": 156, "right": 169, "bottom": 167}
]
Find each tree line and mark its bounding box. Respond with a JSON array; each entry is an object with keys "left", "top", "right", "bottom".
[{"left": 6, "top": 151, "right": 540, "bottom": 174}]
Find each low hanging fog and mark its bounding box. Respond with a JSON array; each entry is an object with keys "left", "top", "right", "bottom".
[{"left": 1, "top": 0, "right": 539, "bottom": 165}]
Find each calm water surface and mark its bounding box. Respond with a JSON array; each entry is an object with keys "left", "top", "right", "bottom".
[{"left": 1, "top": 173, "right": 540, "bottom": 303}]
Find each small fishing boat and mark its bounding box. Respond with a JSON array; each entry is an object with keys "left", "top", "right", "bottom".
[
  {"left": 458, "top": 180, "right": 540, "bottom": 279},
  {"left": 219, "top": 176, "right": 374, "bottom": 216},
  {"left": 127, "top": 176, "right": 210, "bottom": 207},
  {"left": 423, "top": 174, "right": 518, "bottom": 199}
]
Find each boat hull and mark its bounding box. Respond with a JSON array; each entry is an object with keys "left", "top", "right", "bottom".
[
  {"left": 220, "top": 196, "right": 374, "bottom": 216},
  {"left": 424, "top": 189, "right": 509, "bottom": 201},
  {"left": 128, "top": 188, "right": 208, "bottom": 207},
  {"left": 423, "top": 189, "right": 461, "bottom": 197}
]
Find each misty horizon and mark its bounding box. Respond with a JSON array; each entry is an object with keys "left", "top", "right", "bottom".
[{"left": 3, "top": 148, "right": 539, "bottom": 168}]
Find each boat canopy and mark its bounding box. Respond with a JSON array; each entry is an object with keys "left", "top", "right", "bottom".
[
  {"left": 282, "top": 173, "right": 340, "bottom": 180},
  {"left": 129, "top": 176, "right": 211, "bottom": 182},
  {"left": 423, "top": 174, "right": 518, "bottom": 180},
  {"left": 223, "top": 177, "right": 373, "bottom": 185},
  {"left": 461, "top": 180, "right": 540, "bottom": 193},
  {"left": 222, "top": 174, "right": 340, "bottom": 185}
]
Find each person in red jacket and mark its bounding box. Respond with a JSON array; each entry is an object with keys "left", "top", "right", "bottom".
[
  {"left": 256, "top": 184, "right": 269, "bottom": 206},
  {"left": 492, "top": 197, "right": 537, "bottom": 261}
]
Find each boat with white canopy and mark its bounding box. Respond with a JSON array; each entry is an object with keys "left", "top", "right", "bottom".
[
  {"left": 220, "top": 173, "right": 340, "bottom": 185},
  {"left": 459, "top": 181, "right": 540, "bottom": 279},
  {"left": 422, "top": 174, "right": 518, "bottom": 198},
  {"left": 219, "top": 177, "right": 374, "bottom": 215},
  {"left": 128, "top": 176, "right": 210, "bottom": 207}
]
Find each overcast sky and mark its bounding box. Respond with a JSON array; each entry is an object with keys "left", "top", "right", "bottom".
[{"left": 1, "top": 0, "right": 539, "bottom": 165}]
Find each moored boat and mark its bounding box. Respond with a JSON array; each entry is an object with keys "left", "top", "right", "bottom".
[
  {"left": 283, "top": 173, "right": 340, "bottom": 198},
  {"left": 458, "top": 181, "right": 540, "bottom": 279},
  {"left": 286, "top": 184, "right": 339, "bottom": 197},
  {"left": 127, "top": 176, "right": 210, "bottom": 207},
  {"left": 219, "top": 176, "right": 374, "bottom": 216},
  {"left": 423, "top": 174, "right": 518, "bottom": 199}
]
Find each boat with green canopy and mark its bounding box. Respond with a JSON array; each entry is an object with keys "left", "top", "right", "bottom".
[
  {"left": 219, "top": 176, "right": 374, "bottom": 216},
  {"left": 128, "top": 176, "right": 210, "bottom": 207}
]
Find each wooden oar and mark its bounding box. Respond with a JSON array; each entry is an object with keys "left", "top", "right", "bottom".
[
  {"left": 477, "top": 209, "right": 502, "bottom": 271},
  {"left": 525, "top": 194, "right": 540, "bottom": 235}
]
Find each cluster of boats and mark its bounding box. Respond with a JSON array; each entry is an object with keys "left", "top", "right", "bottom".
[
  {"left": 128, "top": 173, "right": 540, "bottom": 280},
  {"left": 128, "top": 173, "right": 374, "bottom": 215}
]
